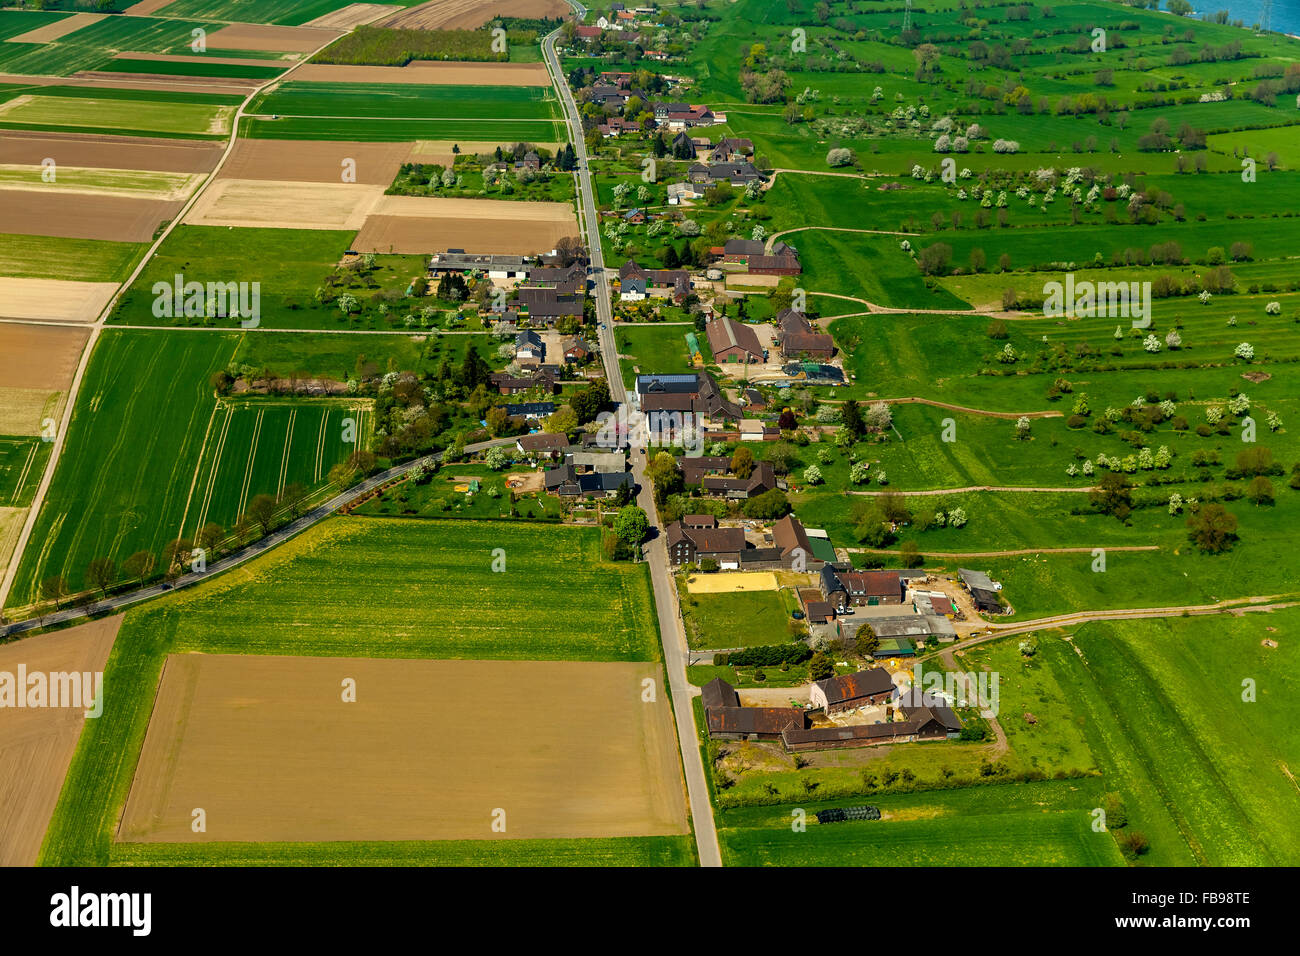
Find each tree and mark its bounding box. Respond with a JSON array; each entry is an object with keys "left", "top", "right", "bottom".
[
  {"left": 544, "top": 405, "right": 579, "bottom": 435},
  {"left": 865, "top": 402, "right": 893, "bottom": 431},
  {"left": 40, "top": 574, "right": 68, "bottom": 610},
  {"left": 645, "top": 451, "right": 682, "bottom": 506},
  {"left": 485, "top": 446, "right": 508, "bottom": 470},
  {"left": 1187, "top": 503, "right": 1238, "bottom": 553},
  {"left": 730, "top": 445, "right": 754, "bottom": 479},
  {"left": 1090, "top": 473, "right": 1134, "bottom": 521},
  {"left": 808, "top": 650, "right": 834, "bottom": 681},
  {"left": 197, "top": 522, "right": 226, "bottom": 556},
  {"left": 767, "top": 441, "right": 797, "bottom": 475},
  {"left": 777, "top": 408, "right": 798, "bottom": 431},
  {"left": 743, "top": 489, "right": 791, "bottom": 519},
  {"left": 841, "top": 399, "right": 864, "bottom": 439},
  {"left": 86, "top": 557, "right": 116, "bottom": 597},
  {"left": 328, "top": 461, "right": 356, "bottom": 491},
  {"left": 162, "top": 537, "right": 193, "bottom": 574},
  {"left": 917, "top": 242, "right": 952, "bottom": 275},
  {"left": 614, "top": 505, "right": 649, "bottom": 550},
  {"left": 1247, "top": 475, "right": 1275, "bottom": 505},
  {"left": 122, "top": 550, "right": 155, "bottom": 586},
  {"left": 246, "top": 493, "right": 278, "bottom": 535},
  {"left": 900, "top": 540, "right": 923, "bottom": 568},
  {"left": 855, "top": 624, "right": 879, "bottom": 659}
]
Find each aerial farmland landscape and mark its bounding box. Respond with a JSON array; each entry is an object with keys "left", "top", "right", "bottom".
[{"left": 0, "top": 0, "right": 1292, "bottom": 929}]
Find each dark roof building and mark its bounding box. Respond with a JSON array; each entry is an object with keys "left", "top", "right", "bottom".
[{"left": 810, "top": 668, "right": 897, "bottom": 713}]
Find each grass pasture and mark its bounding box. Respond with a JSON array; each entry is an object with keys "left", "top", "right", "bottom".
[
  {"left": 0, "top": 91, "right": 236, "bottom": 139},
  {"left": 717, "top": 779, "right": 1124, "bottom": 867},
  {"left": 0, "top": 233, "right": 145, "bottom": 283},
  {"left": 681, "top": 587, "right": 800, "bottom": 650}
]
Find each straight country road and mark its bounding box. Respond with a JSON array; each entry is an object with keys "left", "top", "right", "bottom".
[{"left": 544, "top": 14, "right": 723, "bottom": 867}]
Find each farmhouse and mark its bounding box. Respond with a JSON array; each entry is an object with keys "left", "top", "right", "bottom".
[
  {"left": 544, "top": 464, "right": 634, "bottom": 498},
  {"left": 776, "top": 309, "right": 835, "bottom": 359},
  {"left": 515, "top": 287, "right": 584, "bottom": 323},
  {"left": 677, "top": 455, "right": 777, "bottom": 499},
  {"left": 688, "top": 162, "right": 762, "bottom": 186},
  {"left": 636, "top": 372, "right": 743, "bottom": 421},
  {"left": 820, "top": 566, "right": 906, "bottom": 611},
  {"left": 563, "top": 336, "right": 595, "bottom": 363},
  {"left": 429, "top": 252, "right": 530, "bottom": 280},
  {"left": 527, "top": 264, "right": 586, "bottom": 295},
  {"left": 505, "top": 401, "right": 555, "bottom": 420},
  {"left": 619, "top": 259, "right": 690, "bottom": 302},
  {"left": 705, "top": 316, "right": 764, "bottom": 364},
  {"left": 710, "top": 137, "right": 754, "bottom": 162},
  {"left": 809, "top": 668, "right": 897, "bottom": 714},
  {"left": 722, "top": 239, "right": 802, "bottom": 276},
  {"left": 515, "top": 329, "right": 545, "bottom": 366},
  {"left": 664, "top": 520, "right": 747, "bottom": 567},
  {"left": 490, "top": 369, "right": 557, "bottom": 395},
  {"left": 516, "top": 432, "right": 571, "bottom": 460},
  {"left": 771, "top": 514, "right": 825, "bottom": 571}
]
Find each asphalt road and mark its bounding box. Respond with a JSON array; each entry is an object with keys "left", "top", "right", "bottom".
[{"left": 544, "top": 19, "right": 722, "bottom": 866}]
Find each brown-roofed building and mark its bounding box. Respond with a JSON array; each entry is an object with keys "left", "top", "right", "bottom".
[
  {"left": 771, "top": 514, "right": 823, "bottom": 570},
  {"left": 701, "top": 676, "right": 739, "bottom": 710},
  {"left": 706, "top": 316, "right": 764, "bottom": 364},
  {"left": 515, "top": 432, "right": 570, "bottom": 459},
  {"left": 682, "top": 514, "right": 717, "bottom": 529},
  {"left": 810, "top": 668, "right": 897, "bottom": 714},
  {"left": 805, "top": 601, "right": 835, "bottom": 624},
  {"left": 699, "top": 459, "right": 776, "bottom": 499},
  {"left": 664, "top": 520, "right": 748, "bottom": 567},
  {"left": 775, "top": 309, "right": 834, "bottom": 359},
  {"left": 833, "top": 569, "right": 906, "bottom": 605},
  {"left": 707, "top": 705, "right": 807, "bottom": 739}
]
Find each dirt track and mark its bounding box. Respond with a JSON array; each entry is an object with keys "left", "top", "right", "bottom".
[
  {"left": 0, "top": 616, "right": 120, "bottom": 867},
  {"left": 374, "top": 0, "right": 568, "bottom": 30},
  {"left": 119, "top": 654, "right": 688, "bottom": 843},
  {"left": 0, "top": 189, "right": 182, "bottom": 242},
  {"left": 0, "top": 131, "right": 222, "bottom": 173}
]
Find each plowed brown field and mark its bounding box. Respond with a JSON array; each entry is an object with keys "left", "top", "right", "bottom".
[
  {"left": 118, "top": 655, "right": 688, "bottom": 843},
  {"left": 0, "top": 189, "right": 181, "bottom": 242},
  {"left": 302, "top": 3, "right": 402, "bottom": 29},
  {"left": 0, "top": 617, "right": 120, "bottom": 867},
  {"left": 374, "top": 0, "right": 568, "bottom": 30},
  {"left": 290, "top": 60, "right": 551, "bottom": 85},
  {"left": 218, "top": 139, "right": 414, "bottom": 185},
  {"left": 354, "top": 195, "right": 577, "bottom": 254},
  {"left": 206, "top": 22, "right": 342, "bottom": 54},
  {"left": 185, "top": 178, "right": 384, "bottom": 229},
  {"left": 0, "top": 131, "right": 222, "bottom": 173}
]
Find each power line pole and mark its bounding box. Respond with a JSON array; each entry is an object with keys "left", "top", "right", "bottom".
[
  {"left": 902, "top": 0, "right": 912, "bottom": 34},
  {"left": 1259, "top": 0, "right": 1272, "bottom": 33}
]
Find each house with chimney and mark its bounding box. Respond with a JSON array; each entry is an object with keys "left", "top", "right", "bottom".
[{"left": 636, "top": 372, "right": 744, "bottom": 423}]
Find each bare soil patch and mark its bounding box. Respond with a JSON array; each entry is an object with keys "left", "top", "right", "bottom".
[
  {"left": 505, "top": 471, "right": 543, "bottom": 492},
  {"left": 303, "top": 3, "right": 403, "bottom": 29},
  {"left": 0, "top": 616, "right": 121, "bottom": 867},
  {"left": 185, "top": 178, "right": 385, "bottom": 230},
  {"left": 374, "top": 0, "right": 568, "bottom": 30},
  {"left": 0, "top": 323, "right": 89, "bottom": 391},
  {"left": 0, "top": 278, "right": 119, "bottom": 324},
  {"left": 113, "top": 51, "right": 289, "bottom": 68},
  {"left": 291, "top": 59, "right": 551, "bottom": 85},
  {"left": 123, "top": 0, "right": 176, "bottom": 13},
  {"left": 409, "top": 138, "right": 560, "bottom": 166},
  {"left": 118, "top": 655, "right": 688, "bottom": 843},
  {"left": 218, "top": 138, "right": 414, "bottom": 185},
  {"left": 206, "top": 22, "right": 343, "bottom": 54},
  {"left": 0, "top": 130, "right": 222, "bottom": 174},
  {"left": 0, "top": 189, "right": 181, "bottom": 242},
  {"left": 6, "top": 12, "right": 105, "bottom": 44},
  {"left": 354, "top": 195, "right": 578, "bottom": 255}
]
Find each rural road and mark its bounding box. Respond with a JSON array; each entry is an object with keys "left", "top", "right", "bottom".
[
  {"left": 544, "top": 13, "right": 723, "bottom": 868},
  {"left": 0, "top": 437, "right": 515, "bottom": 638}
]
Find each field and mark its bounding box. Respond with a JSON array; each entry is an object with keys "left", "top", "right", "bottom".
[
  {"left": 0, "top": 130, "right": 222, "bottom": 172},
  {"left": 119, "top": 654, "right": 687, "bottom": 843},
  {"left": 184, "top": 178, "right": 385, "bottom": 229},
  {"left": 0, "top": 277, "right": 119, "bottom": 323},
  {"left": 0, "top": 436, "right": 50, "bottom": 507},
  {"left": 352, "top": 195, "right": 579, "bottom": 254},
  {"left": 244, "top": 80, "right": 562, "bottom": 141},
  {"left": 0, "top": 616, "right": 120, "bottom": 867},
  {"left": 0, "top": 92, "right": 235, "bottom": 138},
  {"left": 0, "top": 323, "right": 88, "bottom": 435},
  {"left": 717, "top": 779, "right": 1125, "bottom": 867},
  {"left": 681, "top": 587, "right": 800, "bottom": 650},
  {"left": 291, "top": 60, "right": 551, "bottom": 85},
  {"left": 39, "top": 517, "right": 685, "bottom": 865},
  {"left": 7, "top": 329, "right": 238, "bottom": 605},
  {"left": 0, "top": 164, "right": 202, "bottom": 201},
  {"left": 960, "top": 611, "right": 1300, "bottom": 866},
  {"left": 374, "top": 0, "right": 565, "bottom": 30},
  {"left": 0, "top": 234, "right": 143, "bottom": 282},
  {"left": 0, "top": 12, "right": 234, "bottom": 77},
  {"left": 218, "top": 137, "right": 414, "bottom": 184},
  {"left": 0, "top": 189, "right": 180, "bottom": 242},
  {"left": 205, "top": 22, "right": 342, "bottom": 54},
  {"left": 615, "top": 323, "right": 709, "bottom": 388},
  {"left": 181, "top": 398, "right": 369, "bottom": 538}
]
